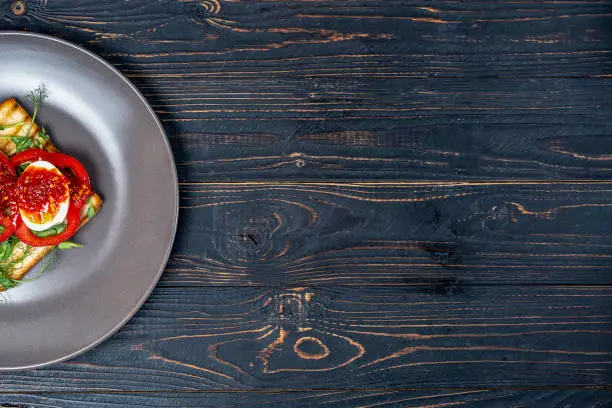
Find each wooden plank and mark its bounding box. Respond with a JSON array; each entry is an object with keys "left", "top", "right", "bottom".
[
  {"left": 1, "top": 390, "right": 612, "bottom": 407},
  {"left": 1, "top": 2, "right": 612, "bottom": 180},
  {"left": 4, "top": 0, "right": 612, "bottom": 78},
  {"left": 159, "top": 181, "right": 612, "bottom": 286},
  {"left": 152, "top": 78, "right": 612, "bottom": 182},
  {"left": 1, "top": 285, "right": 611, "bottom": 391}
]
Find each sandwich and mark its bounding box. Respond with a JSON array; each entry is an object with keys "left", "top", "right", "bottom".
[{"left": 0, "top": 92, "right": 102, "bottom": 290}]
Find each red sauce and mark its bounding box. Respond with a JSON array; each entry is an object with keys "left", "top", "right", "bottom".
[
  {"left": 0, "top": 164, "right": 16, "bottom": 212},
  {"left": 71, "top": 178, "right": 91, "bottom": 203},
  {"left": 14, "top": 166, "right": 69, "bottom": 224}
]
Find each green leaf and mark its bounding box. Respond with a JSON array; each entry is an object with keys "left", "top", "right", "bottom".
[
  {"left": 33, "top": 223, "right": 67, "bottom": 238},
  {"left": 58, "top": 241, "right": 82, "bottom": 250}
]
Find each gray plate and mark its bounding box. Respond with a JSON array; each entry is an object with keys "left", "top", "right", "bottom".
[{"left": 0, "top": 32, "right": 178, "bottom": 370}]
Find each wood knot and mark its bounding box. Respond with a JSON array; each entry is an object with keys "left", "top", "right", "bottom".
[
  {"left": 233, "top": 225, "right": 270, "bottom": 260},
  {"left": 238, "top": 229, "right": 263, "bottom": 248},
  {"left": 294, "top": 337, "right": 329, "bottom": 360},
  {"left": 187, "top": 0, "right": 221, "bottom": 23},
  {"left": 200, "top": 0, "right": 221, "bottom": 15},
  {"left": 215, "top": 199, "right": 316, "bottom": 267},
  {"left": 11, "top": 0, "right": 26, "bottom": 16}
]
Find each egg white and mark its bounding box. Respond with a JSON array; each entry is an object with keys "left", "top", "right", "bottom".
[{"left": 19, "top": 161, "right": 70, "bottom": 232}]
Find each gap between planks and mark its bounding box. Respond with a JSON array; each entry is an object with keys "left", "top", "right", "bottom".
[
  {"left": 1, "top": 386, "right": 611, "bottom": 395},
  {"left": 157, "top": 283, "right": 612, "bottom": 288},
  {"left": 178, "top": 180, "right": 612, "bottom": 186}
]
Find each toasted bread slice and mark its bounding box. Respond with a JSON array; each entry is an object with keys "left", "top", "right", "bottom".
[{"left": 0, "top": 98, "right": 102, "bottom": 288}]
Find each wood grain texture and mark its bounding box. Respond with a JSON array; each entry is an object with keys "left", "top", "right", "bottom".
[
  {"left": 0, "top": 285, "right": 608, "bottom": 391},
  {"left": 0, "top": 1, "right": 611, "bottom": 180},
  {"left": 159, "top": 181, "right": 612, "bottom": 285},
  {"left": 5, "top": 0, "right": 612, "bottom": 78},
  {"left": 163, "top": 81, "right": 612, "bottom": 181},
  {"left": 1, "top": 390, "right": 612, "bottom": 408},
  {"left": 0, "top": 0, "right": 610, "bottom": 405}
]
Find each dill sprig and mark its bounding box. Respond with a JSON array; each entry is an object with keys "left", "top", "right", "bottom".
[
  {"left": 0, "top": 85, "right": 48, "bottom": 143},
  {"left": 24, "top": 84, "right": 47, "bottom": 137},
  {"left": 8, "top": 85, "right": 49, "bottom": 151},
  {"left": 20, "top": 250, "right": 57, "bottom": 283}
]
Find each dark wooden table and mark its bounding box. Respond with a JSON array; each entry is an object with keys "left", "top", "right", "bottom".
[{"left": 1, "top": 0, "right": 612, "bottom": 406}]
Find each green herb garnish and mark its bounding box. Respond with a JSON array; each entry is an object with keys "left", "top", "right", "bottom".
[
  {"left": 0, "top": 238, "right": 58, "bottom": 289},
  {"left": 0, "top": 121, "right": 25, "bottom": 132},
  {"left": 20, "top": 250, "right": 57, "bottom": 282},
  {"left": 12, "top": 136, "right": 32, "bottom": 151},
  {"left": 32, "top": 129, "right": 50, "bottom": 149},
  {"left": 0, "top": 275, "right": 19, "bottom": 289},
  {"left": 0, "top": 236, "right": 18, "bottom": 262},
  {"left": 86, "top": 197, "right": 95, "bottom": 218},
  {"left": 0, "top": 239, "right": 12, "bottom": 261},
  {"left": 0, "top": 236, "right": 33, "bottom": 289},
  {"left": 10, "top": 84, "right": 48, "bottom": 152},
  {"left": 33, "top": 223, "right": 67, "bottom": 238},
  {"left": 24, "top": 84, "right": 47, "bottom": 137},
  {"left": 58, "top": 241, "right": 82, "bottom": 250}
]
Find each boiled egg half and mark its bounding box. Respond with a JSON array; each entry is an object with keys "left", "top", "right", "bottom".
[{"left": 16, "top": 160, "right": 70, "bottom": 232}]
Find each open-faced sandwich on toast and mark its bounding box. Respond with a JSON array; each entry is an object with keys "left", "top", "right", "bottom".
[{"left": 0, "top": 87, "right": 102, "bottom": 290}]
